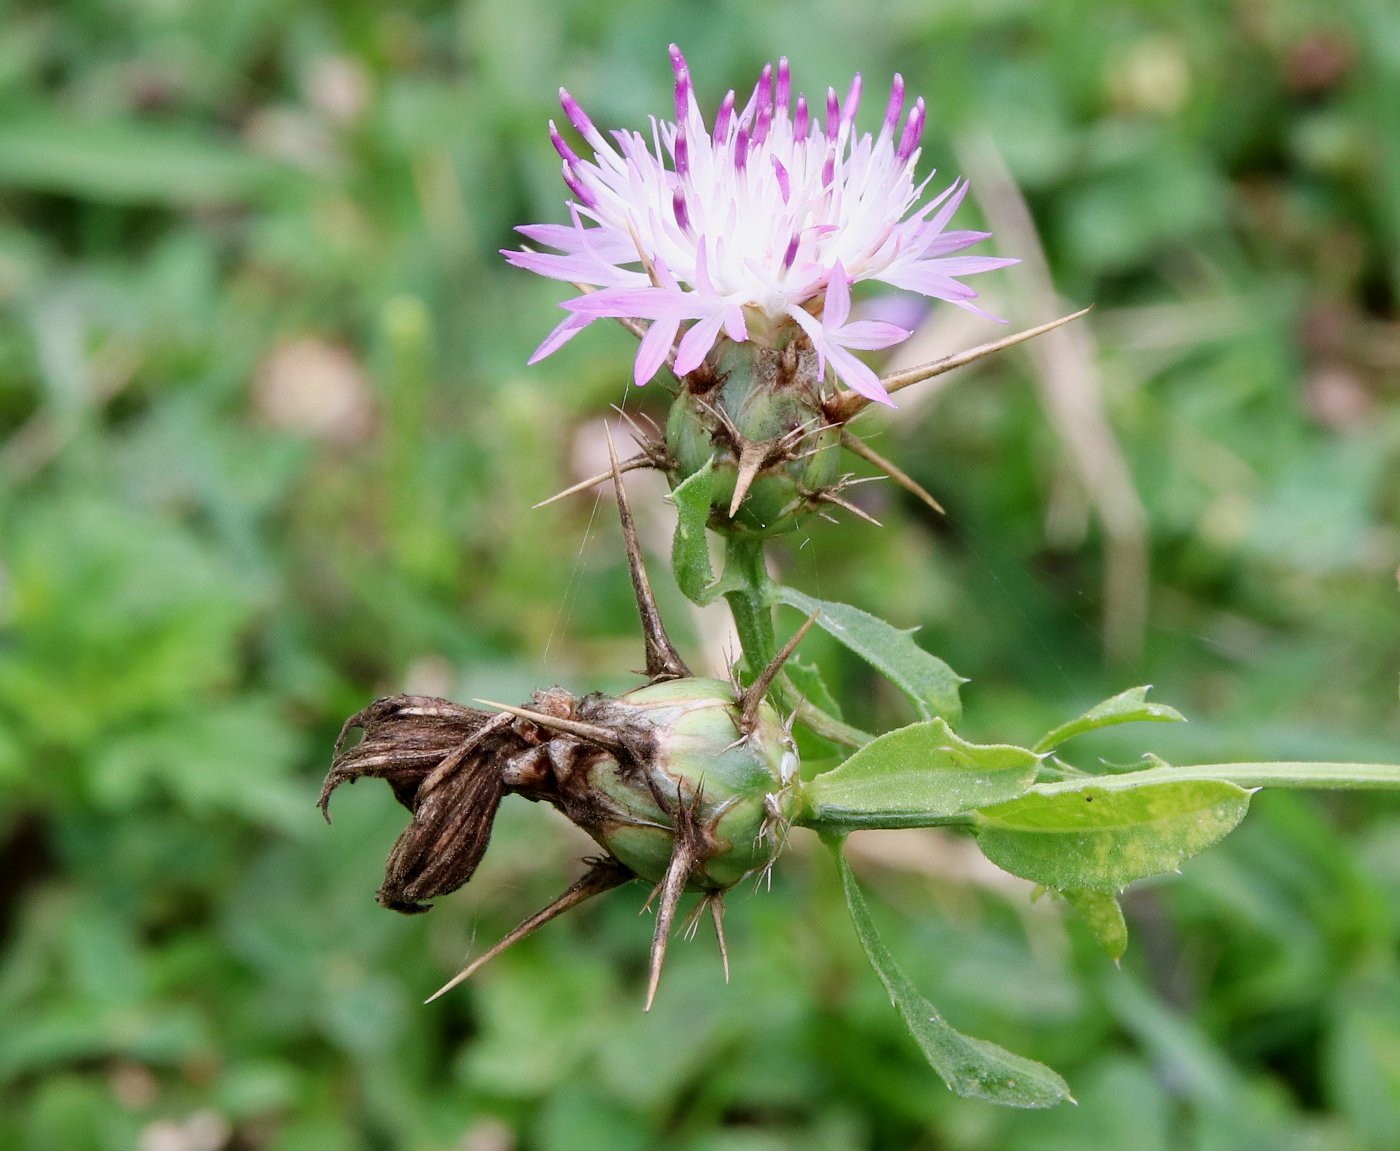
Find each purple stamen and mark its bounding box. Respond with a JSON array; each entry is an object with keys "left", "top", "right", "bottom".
[
  {"left": 559, "top": 88, "right": 597, "bottom": 142},
  {"left": 841, "top": 74, "right": 863, "bottom": 134},
  {"left": 548, "top": 120, "right": 582, "bottom": 165},
  {"left": 674, "top": 67, "right": 691, "bottom": 126},
  {"left": 772, "top": 157, "right": 791, "bottom": 202},
  {"left": 782, "top": 233, "right": 800, "bottom": 270},
  {"left": 756, "top": 63, "right": 773, "bottom": 116},
  {"left": 753, "top": 103, "right": 773, "bottom": 147},
  {"left": 562, "top": 166, "right": 596, "bottom": 208},
  {"left": 881, "top": 74, "right": 905, "bottom": 140},
  {"left": 896, "top": 96, "right": 925, "bottom": 162},
  {"left": 519, "top": 48, "right": 1005, "bottom": 398},
  {"left": 714, "top": 89, "right": 735, "bottom": 142}
]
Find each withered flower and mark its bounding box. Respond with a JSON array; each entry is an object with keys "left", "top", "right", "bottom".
[{"left": 321, "top": 436, "right": 809, "bottom": 1007}]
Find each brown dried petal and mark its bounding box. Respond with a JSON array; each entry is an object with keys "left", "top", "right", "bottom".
[
  {"left": 320, "top": 695, "right": 513, "bottom": 914},
  {"left": 377, "top": 737, "right": 508, "bottom": 913},
  {"left": 320, "top": 695, "right": 494, "bottom": 814}
]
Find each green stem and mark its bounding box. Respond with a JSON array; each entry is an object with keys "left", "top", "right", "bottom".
[
  {"left": 796, "top": 761, "right": 1400, "bottom": 835},
  {"left": 793, "top": 698, "right": 874, "bottom": 749},
  {"left": 799, "top": 810, "right": 980, "bottom": 834},
  {"left": 719, "top": 535, "right": 872, "bottom": 749},
  {"left": 722, "top": 535, "right": 776, "bottom": 681},
  {"left": 1032, "top": 761, "right": 1400, "bottom": 794}
]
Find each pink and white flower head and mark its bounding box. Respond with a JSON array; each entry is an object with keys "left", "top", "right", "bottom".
[{"left": 506, "top": 46, "right": 1015, "bottom": 407}]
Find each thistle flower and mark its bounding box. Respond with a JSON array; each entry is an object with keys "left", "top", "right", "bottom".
[{"left": 508, "top": 45, "right": 1015, "bottom": 406}]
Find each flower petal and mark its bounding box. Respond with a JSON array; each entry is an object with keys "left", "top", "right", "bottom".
[
  {"left": 674, "top": 310, "right": 726, "bottom": 375},
  {"left": 564, "top": 286, "right": 707, "bottom": 320},
  {"left": 528, "top": 312, "right": 593, "bottom": 364},
  {"left": 832, "top": 319, "right": 910, "bottom": 351},
  {"left": 825, "top": 341, "right": 894, "bottom": 405},
  {"left": 824, "top": 261, "right": 853, "bottom": 328},
  {"left": 634, "top": 316, "right": 679, "bottom": 385},
  {"left": 786, "top": 304, "right": 826, "bottom": 375},
  {"left": 508, "top": 51, "right": 1017, "bottom": 379}
]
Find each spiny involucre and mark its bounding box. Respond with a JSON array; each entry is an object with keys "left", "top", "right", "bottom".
[{"left": 507, "top": 45, "right": 1015, "bottom": 406}]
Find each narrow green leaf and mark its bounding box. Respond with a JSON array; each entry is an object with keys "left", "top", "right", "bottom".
[
  {"left": 1062, "top": 888, "right": 1129, "bottom": 961},
  {"left": 0, "top": 111, "right": 295, "bottom": 205},
  {"left": 668, "top": 462, "right": 722, "bottom": 604},
  {"left": 830, "top": 842, "right": 1073, "bottom": 1109},
  {"left": 769, "top": 585, "right": 964, "bottom": 726},
  {"left": 800, "top": 720, "right": 1039, "bottom": 831},
  {"left": 1033, "top": 686, "right": 1187, "bottom": 754},
  {"left": 976, "top": 778, "right": 1251, "bottom": 891}
]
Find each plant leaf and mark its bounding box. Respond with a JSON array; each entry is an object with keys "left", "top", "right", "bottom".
[
  {"left": 800, "top": 720, "right": 1039, "bottom": 831},
  {"left": 769, "top": 586, "right": 964, "bottom": 726},
  {"left": 829, "top": 841, "right": 1073, "bottom": 1108},
  {"left": 668, "top": 462, "right": 723, "bottom": 605},
  {"left": 0, "top": 110, "right": 295, "bottom": 205},
  {"left": 782, "top": 654, "right": 844, "bottom": 721},
  {"left": 1061, "top": 888, "right": 1129, "bottom": 961},
  {"left": 1033, "top": 686, "right": 1186, "bottom": 755},
  {"left": 976, "top": 777, "right": 1251, "bottom": 891}
]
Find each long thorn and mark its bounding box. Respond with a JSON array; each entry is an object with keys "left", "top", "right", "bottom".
[
  {"left": 473, "top": 700, "right": 628, "bottom": 756},
  {"left": 645, "top": 839, "right": 699, "bottom": 1011},
  {"left": 740, "top": 611, "right": 820, "bottom": 733},
  {"left": 605, "top": 425, "right": 690, "bottom": 682},
  {"left": 533, "top": 453, "right": 655, "bottom": 509},
  {"left": 816, "top": 491, "right": 883, "bottom": 527},
  {"left": 840, "top": 430, "right": 945, "bottom": 514},
  {"left": 681, "top": 897, "right": 709, "bottom": 940},
  {"left": 710, "top": 894, "right": 730, "bottom": 983},
  {"left": 424, "top": 860, "right": 632, "bottom": 1003},
  {"left": 610, "top": 403, "right": 660, "bottom": 441},
  {"left": 829, "top": 306, "right": 1093, "bottom": 421},
  {"left": 728, "top": 440, "right": 768, "bottom": 517}
]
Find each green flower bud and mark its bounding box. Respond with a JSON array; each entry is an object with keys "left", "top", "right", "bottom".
[
  {"left": 666, "top": 338, "right": 842, "bottom": 537},
  {"left": 504, "top": 677, "right": 799, "bottom": 890}
]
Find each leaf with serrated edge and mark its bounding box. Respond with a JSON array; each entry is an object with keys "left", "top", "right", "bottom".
[
  {"left": 976, "top": 778, "right": 1251, "bottom": 891},
  {"left": 801, "top": 720, "right": 1039, "bottom": 831},
  {"left": 1062, "top": 888, "right": 1129, "bottom": 961},
  {"left": 1033, "top": 686, "right": 1186, "bottom": 755},
  {"left": 770, "top": 585, "right": 964, "bottom": 726},
  {"left": 669, "top": 462, "right": 721, "bottom": 605},
  {"left": 830, "top": 841, "right": 1073, "bottom": 1108}
]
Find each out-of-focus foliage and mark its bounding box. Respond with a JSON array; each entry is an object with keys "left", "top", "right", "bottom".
[{"left": 0, "top": 0, "right": 1396, "bottom": 1148}]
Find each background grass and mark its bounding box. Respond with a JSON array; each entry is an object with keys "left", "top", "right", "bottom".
[{"left": 1, "top": 1, "right": 1397, "bottom": 1148}]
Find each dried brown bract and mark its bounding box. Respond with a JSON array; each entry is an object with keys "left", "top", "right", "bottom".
[{"left": 320, "top": 697, "right": 516, "bottom": 913}]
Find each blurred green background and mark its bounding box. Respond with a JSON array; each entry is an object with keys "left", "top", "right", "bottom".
[{"left": 1, "top": 0, "right": 1398, "bottom": 1147}]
